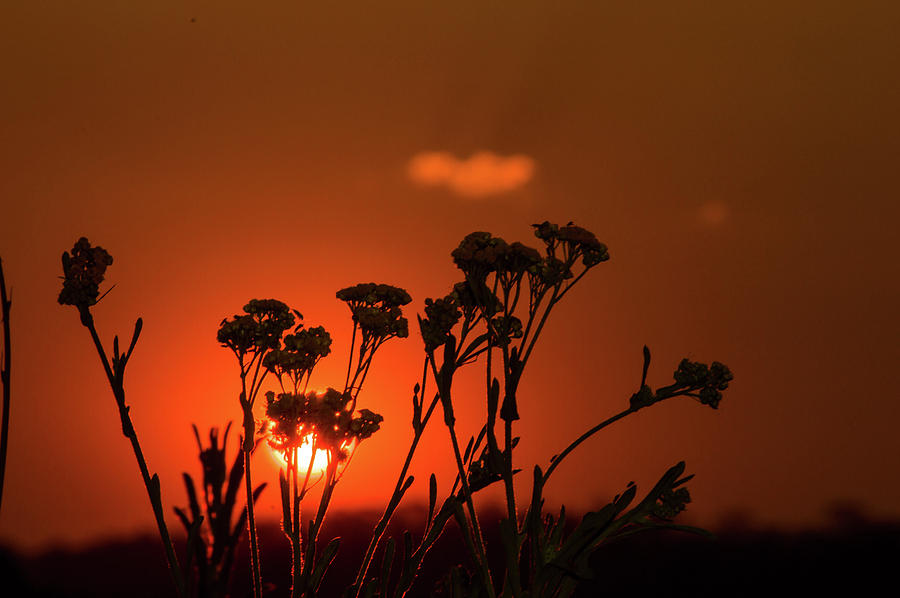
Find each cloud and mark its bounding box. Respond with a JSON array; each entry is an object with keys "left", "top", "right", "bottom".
[
  {"left": 698, "top": 200, "right": 729, "bottom": 227},
  {"left": 408, "top": 151, "right": 535, "bottom": 198}
]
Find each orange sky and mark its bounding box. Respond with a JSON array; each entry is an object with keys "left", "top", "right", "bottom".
[{"left": 1, "top": 1, "right": 898, "bottom": 551}]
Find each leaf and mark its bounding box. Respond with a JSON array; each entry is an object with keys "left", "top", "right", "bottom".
[
  {"left": 379, "top": 537, "right": 395, "bottom": 598},
  {"left": 124, "top": 318, "right": 143, "bottom": 364},
  {"left": 224, "top": 446, "right": 244, "bottom": 517},
  {"left": 184, "top": 514, "right": 205, "bottom": 574},
  {"left": 450, "top": 566, "right": 465, "bottom": 598},
  {"left": 252, "top": 482, "right": 266, "bottom": 503},
  {"left": 149, "top": 473, "right": 161, "bottom": 501},
  {"left": 499, "top": 517, "right": 521, "bottom": 594},
  {"left": 403, "top": 530, "right": 413, "bottom": 565},
  {"left": 442, "top": 333, "right": 457, "bottom": 370},
  {"left": 401, "top": 475, "right": 414, "bottom": 496},
  {"left": 173, "top": 506, "right": 192, "bottom": 533},
  {"left": 183, "top": 473, "right": 201, "bottom": 523},
  {"left": 641, "top": 345, "right": 651, "bottom": 387},
  {"left": 549, "top": 505, "right": 567, "bottom": 549},
  {"left": 487, "top": 377, "right": 500, "bottom": 420},
  {"left": 360, "top": 579, "right": 377, "bottom": 598},
  {"left": 279, "top": 470, "right": 292, "bottom": 537},
  {"left": 463, "top": 436, "right": 475, "bottom": 464},
  {"left": 471, "top": 425, "right": 487, "bottom": 460},
  {"left": 427, "top": 474, "right": 438, "bottom": 525},
  {"left": 458, "top": 332, "right": 489, "bottom": 363},
  {"left": 310, "top": 537, "right": 341, "bottom": 593}
]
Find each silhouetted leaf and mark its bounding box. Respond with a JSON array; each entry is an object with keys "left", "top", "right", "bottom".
[
  {"left": 310, "top": 537, "right": 341, "bottom": 593},
  {"left": 379, "top": 537, "right": 394, "bottom": 598}
]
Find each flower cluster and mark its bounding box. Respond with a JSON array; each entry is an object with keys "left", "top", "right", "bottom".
[
  {"left": 488, "top": 314, "right": 523, "bottom": 346},
  {"left": 264, "top": 388, "right": 384, "bottom": 461},
  {"left": 497, "top": 241, "right": 543, "bottom": 275},
  {"left": 420, "top": 295, "right": 462, "bottom": 352},
  {"left": 336, "top": 283, "right": 412, "bottom": 342},
  {"left": 57, "top": 237, "right": 114, "bottom": 311},
  {"left": 449, "top": 223, "right": 608, "bottom": 320},
  {"left": 453, "top": 279, "right": 502, "bottom": 319},
  {"left": 217, "top": 299, "right": 295, "bottom": 358},
  {"left": 651, "top": 486, "right": 691, "bottom": 520},
  {"left": 672, "top": 359, "right": 733, "bottom": 409},
  {"left": 532, "top": 221, "right": 610, "bottom": 267},
  {"left": 263, "top": 325, "right": 332, "bottom": 384},
  {"left": 528, "top": 256, "right": 573, "bottom": 292},
  {"left": 451, "top": 232, "right": 510, "bottom": 279}
]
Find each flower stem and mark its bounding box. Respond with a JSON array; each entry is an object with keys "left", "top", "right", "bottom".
[
  {"left": 83, "top": 316, "right": 186, "bottom": 598},
  {"left": 542, "top": 405, "right": 637, "bottom": 485},
  {"left": 0, "top": 259, "right": 11, "bottom": 516},
  {"left": 242, "top": 405, "right": 263, "bottom": 598},
  {"left": 299, "top": 459, "right": 338, "bottom": 597},
  {"left": 446, "top": 420, "right": 496, "bottom": 598},
  {"left": 351, "top": 359, "right": 435, "bottom": 597}
]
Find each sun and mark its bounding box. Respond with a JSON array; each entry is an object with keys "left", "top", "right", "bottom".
[{"left": 270, "top": 433, "right": 331, "bottom": 476}]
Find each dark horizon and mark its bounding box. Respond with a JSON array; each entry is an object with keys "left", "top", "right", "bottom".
[{"left": 3, "top": 503, "right": 898, "bottom": 597}]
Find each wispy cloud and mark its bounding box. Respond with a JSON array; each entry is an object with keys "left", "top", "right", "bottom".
[
  {"left": 408, "top": 151, "right": 535, "bottom": 198},
  {"left": 697, "top": 200, "right": 729, "bottom": 227}
]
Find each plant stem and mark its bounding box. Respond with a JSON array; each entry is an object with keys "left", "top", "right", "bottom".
[
  {"left": 0, "top": 259, "right": 10, "bottom": 515},
  {"left": 299, "top": 459, "right": 338, "bottom": 597},
  {"left": 242, "top": 408, "right": 263, "bottom": 598},
  {"left": 351, "top": 394, "right": 440, "bottom": 596},
  {"left": 343, "top": 321, "right": 358, "bottom": 394},
  {"left": 502, "top": 416, "right": 522, "bottom": 597},
  {"left": 290, "top": 450, "right": 303, "bottom": 598},
  {"left": 446, "top": 421, "right": 497, "bottom": 598},
  {"left": 541, "top": 406, "right": 637, "bottom": 485},
  {"left": 428, "top": 351, "right": 496, "bottom": 598},
  {"left": 83, "top": 317, "right": 186, "bottom": 598},
  {"left": 351, "top": 360, "right": 435, "bottom": 597}
]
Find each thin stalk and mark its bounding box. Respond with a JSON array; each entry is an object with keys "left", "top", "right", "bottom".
[
  {"left": 541, "top": 406, "right": 637, "bottom": 485},
  {"left": 299, "top": 459, "right": 338, "bottom": 597},
  {"left": 351, "top": 360, "right": 435, "bottom": 597},
  {"left": 497, "top": 287, "right": 518, "bottom": 532},
  {"left": 502, "top": 416, "right": 522, "bottom": 597},
  {"left": 519, "top": 287, "right": 559, "bottom": 368},
  {"left": 290, "top": 450, "right": 303, "bottom": 598},
  {"left": 343, "top": 321, "right": 358, "bottom": 393},
  {"left": 0, "top": 259, "right": 11, "bottom": 515},
  {"left": 83, "top": 318, "right": 186, "bottom": 598},
  {"left": 239, "top": 361, "right": 263, "bottom": 598},
  {"left": 243, "top": 439, "right": 262, "bottom": 598},
  {"left": 447, "top": 421, "right": 496, "bottom": 598},
  {"left": 428, "top": 353, "right": 495, "bottom": 598}
]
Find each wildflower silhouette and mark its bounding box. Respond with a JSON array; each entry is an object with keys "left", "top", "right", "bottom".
[
  {"left": 58, "top": 238, "right": 187, "bottom": 598},
  {"left": 175, "top": 423, "right": 265, "bottom": 598},
  {"left": 349, "top": 221, "right": 732, "bottom": 598},
  {"left": 56, "top": 222, "right": 731, "bottom": 598},
  {"left": 217, "top": 298, "right": 295, "bottom": 598},
  {"left": 220, "top": 284, "right": 401, "bottom": 597}
]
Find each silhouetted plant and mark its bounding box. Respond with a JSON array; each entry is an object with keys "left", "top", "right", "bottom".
[
  {"left": 349, "top": 222, "right": 732, "bottom": 598},
  {"left": 57, "top": 238, "right": 186, "bottom": 597},
  {"left": 0, "top": 257, "right": 11, "bottom": 516},
  {"left": 218, "top": 298, "right": 296, "bottom": 598},
  {"left": 56, "top": 223, "right": 731, "bottom": 598},
  {"left": 220, "top": 286, "right": 405, "bottom": 597},
  {"left": 175, "top": 423, "right": 266, "bottom": 598}
]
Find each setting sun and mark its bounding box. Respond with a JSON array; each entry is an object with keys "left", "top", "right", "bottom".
[{"left": 270, "top": 434, "right": 331, "bottom": 477}]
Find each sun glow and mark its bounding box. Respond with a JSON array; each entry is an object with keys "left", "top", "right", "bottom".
[{"left": 270, "top": 434, "right": 331, "bottom": 476}]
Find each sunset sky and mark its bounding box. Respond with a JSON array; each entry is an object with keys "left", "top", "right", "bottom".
[{"left": 1, "top": 1, "right": 898, "bottom": 552}]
